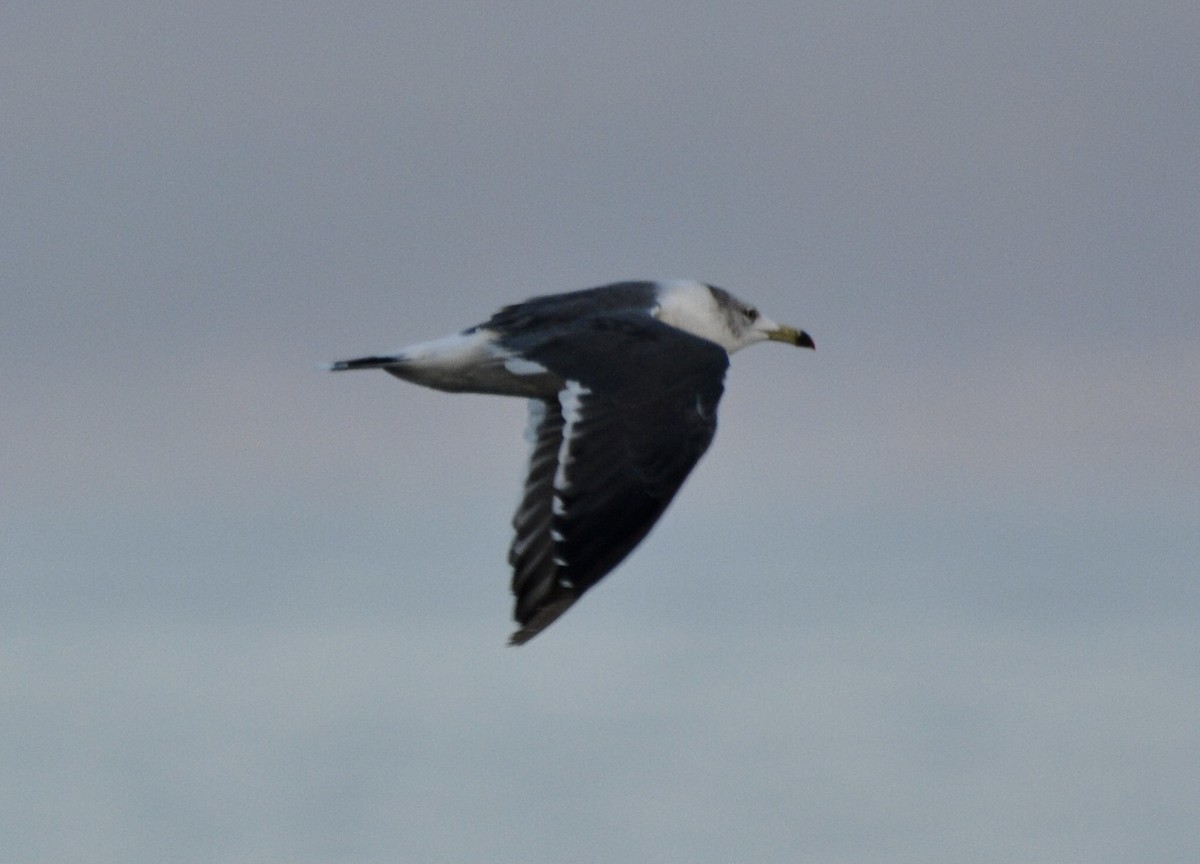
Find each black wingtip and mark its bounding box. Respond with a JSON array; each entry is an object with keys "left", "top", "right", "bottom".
[
  {"left": 507, "top": 593, "right": 579, "bottom": 646},
  {"left": 328, "top": 355, "right": 399, "bottom": 372}
]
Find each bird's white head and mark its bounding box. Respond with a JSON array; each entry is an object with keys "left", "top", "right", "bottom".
[{"left": 653, "top": 280, "right": 814, "bottom": 354}]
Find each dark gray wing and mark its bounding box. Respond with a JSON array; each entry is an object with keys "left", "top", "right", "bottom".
[
  {"left": 508, "top": 397, "right": 571, "bottom": 641},
  {"left": 475, "top": 282, "right": 659, "bottom": 337},
  {"left": 505, "top": 313, "right": 729, "bottom": 644}
]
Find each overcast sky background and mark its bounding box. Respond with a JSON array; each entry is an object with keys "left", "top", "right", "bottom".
[{"left": 4, "top": 2, "right": 1198, "bottom": 862}]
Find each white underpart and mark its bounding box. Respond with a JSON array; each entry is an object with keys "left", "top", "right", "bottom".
[
  {"left": 653, "top": 279, "right": 772, "bottom": 353},
  {"left": 396, "top": 327, "right": 498, "bottom": 365},
  {"left": 522, "top": 397, "right": 547, "bottom": 447},
  {"left": 552, "top": 380, "right": 590, "bottom": 519},
  {"left": 504, "top": 356, "right": 550, "bottom": 376},
  {"left": 387, "top": 327, "right": 551, "bottom": 395}
]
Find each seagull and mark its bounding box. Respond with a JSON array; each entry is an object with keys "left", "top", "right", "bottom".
[{"left": 331, "top": 280, "right": 813, "bottom": 644}]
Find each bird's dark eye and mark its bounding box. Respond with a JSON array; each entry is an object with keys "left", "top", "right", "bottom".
[{"left": 744, "top": 307, "right": 759, "bottom": 322}]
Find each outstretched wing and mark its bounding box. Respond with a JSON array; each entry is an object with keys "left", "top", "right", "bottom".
[{"left": 505, "top": 314, "right": 728, "bottom": 644}]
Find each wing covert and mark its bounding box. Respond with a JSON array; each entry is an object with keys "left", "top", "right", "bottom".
[{"left": 505, "top": 315, "right": 728, "bottom": 644}]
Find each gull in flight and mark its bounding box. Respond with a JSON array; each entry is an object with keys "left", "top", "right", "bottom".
[{"left": 331, "top": 280, "right": 813, "bottom": 644}]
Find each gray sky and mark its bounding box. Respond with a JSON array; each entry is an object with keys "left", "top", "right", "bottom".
[{"left": 4, "top": 2, "right": 1198, "bottom": 862}]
